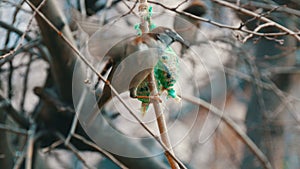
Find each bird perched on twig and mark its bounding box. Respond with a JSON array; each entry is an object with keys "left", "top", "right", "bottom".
[
  {"left": 86, "top": 26, "right": 189, "bottom": 123},
  {"left": 132, "top": 43, "right": 182, "bottom": 114}
]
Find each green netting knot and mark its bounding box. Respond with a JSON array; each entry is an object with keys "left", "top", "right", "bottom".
[
  {"left": 134, "top": 23, "right": 142, "bottom": 35},
  {"left": 148, "top": 6, "right": 153, "bottom": 17},
  {"left": 167, "top": 88, "right": 177, "bottom": 98},
  {"left": 150, "top": 23, "right": 156, "bottom": 31}
]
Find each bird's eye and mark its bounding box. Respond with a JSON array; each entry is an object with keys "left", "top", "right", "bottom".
[{"left": 156, "top": 34, "right": 161, "bottom": 40}]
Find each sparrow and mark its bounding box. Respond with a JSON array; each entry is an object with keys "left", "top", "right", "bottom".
[
  {"left": 132, "top": 43, "right": 181, "bottom": 115},
  {"left": 86, "top": 26, "right": 189, "bottom": 123}
]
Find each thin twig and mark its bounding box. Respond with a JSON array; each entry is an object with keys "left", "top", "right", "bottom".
[
  {"left": 179, "top": 94, "right": 273, "bottom": 169},
  {"left": 13, "top": 149, "right": 26, "bottom": 169},
  {"left": 0, "top": 21, "right": 32, "bottom": 41},
  {"left": 227, "top": 0, "right": 300, "bottom": 17},
  {"left": 73, "top": 133, "right": 129, "bottom": 169},
  {"left": 14, "top": 132, "right": 46, "bottom": 169},
  {"left": 0, "top": 39, "right": 41, "bottom": 67},
  {"left": 0, "top": 55, "right": 39, "bottom": 72},
  {"left": 0, "top": 93, "right": 30, "bottom": 128},
  {"left": 33, "top": 87, "right": 75, "bottom": 113},
  {"left": 1, "top": 0, "right": 32, "bottom": 13},
  {"left": 0, "top": 0, "right": 47, "bottom": 60},
  {"left": 4, "top": 0, "right": 25, "bottom": 47},
  {"left": 111, "top": 0, "right": 138, "bottom": 25},
  {"left": 24, "top": 1, "right": 186, "bottom": 168},
  {"left": 0, "top": 123, "right": 28, "bottom": 135},
  {"left": 25, "top": 123, "right": 36, "bottom": 169},
  {"left": 55, "top": 132, "right": 96, "bottom": 169},
  {"left": 147, "top": 0, "right": 300, "bottom": 38},
  {"left": 263, "top": 66, "right": 300, "bottom": 76},
  {"left": 174, "top": 0, "right": 188, "bottom": 10},
  {"left": 65, "top": 87, "right": 87, "bottom": 144},
  {"left": 20, "top": 54, "right": 33, "bottom": 112},
  {"left": 120, "top": 0, "right": 139, "bottom": 16},
  {"left": 242, "top": 22, "right": 275, "bottom": 43},
  {"left": 8, "top": 60, "right": 13, "bottom": 99},
  {"left": 236, "top": 1, "right": 280, "bottom": 30},
  {"left": 211, "top": 0, "right": 300, "bottom": 41},
  {"left": 148, "top": 73, "right": 179, "bottom": 169},
  {"left": 41, "top": 140, "right": 64, "bottom": 153}
]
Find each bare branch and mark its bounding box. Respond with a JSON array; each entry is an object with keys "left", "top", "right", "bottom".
[
  {"left": 0, "top": 21, "right": 32, "bottom": 41},
  {"left": 1, "top": 0, "right": 32, "bottom": 13},
  {"left": 174, "top": 0, "right": 189, "bottom": 10},
  {"left": 0, "top": 0, "right": 47, "bottom": 60},
  {"left": 7, "top": 61, "right": 13, "bottom": 99},
  {"left": 229, "top": 0, "right": 300, "bottom": 17},
  {"left": 33, "top": 87, "right": 74, "bottom": 113},
  {"left": 41, "top": 140, "right": 64, "bottom": 153},
  {"left": 0, "top": 123, "right": 28, "bottom": 135},
  {"left": 0, "top": 39, "right": 42, "bottom": 67},
  {"left": 243, "top": 22, "right": 276, "bottom": 43},
  {"left": 147, "top": 0, "right": 300, "bottom": 38},
  {"left": 263, "top": 66, "right": 300, "bottom": 76},
  {"left": 211, "top": 0, "right": 300, "bottom": 41},
  {"left": 148, "top": 73, "right": 179, "bottom": 169},
  {"left": 25, "top": 123, "right": 36, "bottom": 169},
  {"left": 20, "top": 55, "right": 33, "bottom": 112},
  {"left": 0, "top": 55, "right": 39, "bottom": 72},
  {"left": 73, "top": 134, "right": 129, "bottom": 169},
  {"left": 0, "top": 94, "right": 30, "bottom": 128},
  {"left": 65, "top": 88, "right": 87, "bottom": 144},
  {"left": 55, "top": 132, "right": 96, "bottom": 169},
  {"left": 13, "top": 149, "right": 26, "bottom": 169}
]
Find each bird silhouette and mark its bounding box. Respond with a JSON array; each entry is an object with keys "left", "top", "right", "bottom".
[{"left": 86, "top": 26, "right": 189, "bottom": 123}]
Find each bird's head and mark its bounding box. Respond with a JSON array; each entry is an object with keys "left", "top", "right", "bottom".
[{"left": 149, "top": 27, "right": 190, "bottom": 48}]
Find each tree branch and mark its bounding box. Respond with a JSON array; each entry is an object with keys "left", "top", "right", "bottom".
[
  {"left": 229, "top": 0, "right": 300, "bottom": 17},
  {"left": 211, "top": 0, "right": 300, "bottom": 41},
  {"left": 148, "top": 73, "right": 179, "bottom": 169},
  {"left": 0, "top": 94, "right": 30, "bottom": 128},
  {"left": 55, "top": 132, "right": 96, "bottom": 169},
  {"left": 0, "top": 123, "right": 28, "bottom": 135},
  {"left": 0, "top": 21, "right": 32, "bottom": 41},
  {"left": 147, "top": 0, "right": 300, "bottom": 38},
  {"left": 72, "top": 133, "right": 129, "bottom": 169},
  {"left": 25, "top": 123, "right": 36, "bottom": 169}
]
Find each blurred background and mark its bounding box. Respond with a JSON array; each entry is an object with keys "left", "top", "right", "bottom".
[{"left": 0, "top": 0, "right": 300, "bottom": 168}]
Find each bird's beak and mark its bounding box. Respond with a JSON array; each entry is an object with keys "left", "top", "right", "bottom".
[
  {"left": 176, "top": 35, "right": 190, "bottom": 48},
  {"left": 168, "top": 31, "right": 190, "bottom": 48}
]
